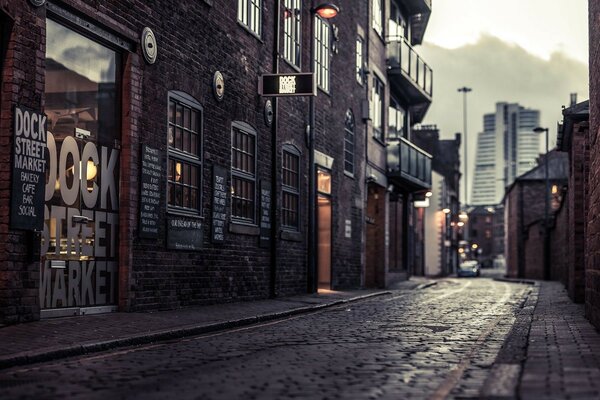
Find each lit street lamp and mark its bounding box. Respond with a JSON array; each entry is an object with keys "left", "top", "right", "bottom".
[{"left": 533, "top": 126, "right": 550, "bottom": 280}]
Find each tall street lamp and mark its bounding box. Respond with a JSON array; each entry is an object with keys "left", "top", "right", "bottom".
[
  {"left": 533, "top": 126, "right": 550, "bottom": 280},
  {"left": 457, "top": 87, "right": 472, "bottom": 208},
  {"left": 308, "top": 2, "right": 339, "bottom": 293}
]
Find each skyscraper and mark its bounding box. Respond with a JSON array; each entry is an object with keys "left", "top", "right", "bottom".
[{"left": 471, "top": 102, "right": 540, "bottom": 205}]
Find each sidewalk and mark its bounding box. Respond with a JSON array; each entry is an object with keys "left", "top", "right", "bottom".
[
  {"left": 484, "top": 279, "right": 600, "bottom": 399},
  {"left": 0, "top": 281, "right": 436, "bottom": 370}
]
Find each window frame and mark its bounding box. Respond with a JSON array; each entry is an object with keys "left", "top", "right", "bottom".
[
  {"left": 283, "top": 0, "right": 302, "bottom": 69},
  {"left": 371, "top": 75, "right": 385, "bottom": 142},
  {"left": 238, "top": 0, "right": 263, "bottom": 38},
  {"left": 355, "top": 36, "right": 364, "bottom": 84},
  {"left": 372, "top": 0, "right": 384, "bottom": 38},
  {"left": 231, "top": 122, "right": 258, "bottom": 225},
  {"left": 167, "top": 91, "right": 204, "bottom": 216},
  {"left": 314, "top": 15, "right": 331, "bottom": 93},
  {"left": 344, "top": 109, "right": 355, "bottom": 176},
  {"left": 281, "top": 145, "right": 301, "bottom": 231}
]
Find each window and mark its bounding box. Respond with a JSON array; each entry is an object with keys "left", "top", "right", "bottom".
[
  {"left": 371, "top": 76, "right": 384, "bottom": 141},
  {"left": 168, "top": 92, "right": 203, "bottom": 213},
  {"left": 283, "top": 0, "right": 301, "bottom": 68},
  {"left": 356, "top": 36, "right": 364, "bottom": 84},
  {"left": 389, "top": 2, "right": 407, "bottom": 40},
  {"left": 238, "top": 0, "right": 262, "bottom": 37},
  {"left": 373, "top": 0, "right": 383, "bottom": 37},
  {"left": 344, "top": 110, "right": 355, "bottom": 174},
  {"left": 314, "top": 15, "right": 331, "bottom": 92},
  {"left": 388, "top": 97, "right": 405, "bottom": 140},
  {"left": 282, "top": 146, "right": 300, "bottom": 230},
  {"left": 231, "top": 123, "right": 257, "bottom": 223}
]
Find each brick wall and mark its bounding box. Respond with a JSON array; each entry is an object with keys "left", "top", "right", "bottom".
[
  {"left": 0, "top": 1, "right": 368, "bottom": 323},
  {"left": 0, "top": 2, "right": 45, "bottom": 324},
  {"left": 587, "top": 0, "right": 600, "bottom": 328}
]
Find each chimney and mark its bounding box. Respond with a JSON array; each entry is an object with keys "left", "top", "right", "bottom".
[{"left": 570, "top": 93, "right": 577, "bottom": 106}]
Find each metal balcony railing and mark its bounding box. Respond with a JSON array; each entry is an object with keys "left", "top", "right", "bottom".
[
  {"left": 387, "top": 137, "right": 432, "bottom": 189},
  {"left": 387, "top": 36, "right": 433, "bottom": 97}
]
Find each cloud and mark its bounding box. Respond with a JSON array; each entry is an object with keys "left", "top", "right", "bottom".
[{"left": 418, "top": 34, "right": 588, "bottom": 190}]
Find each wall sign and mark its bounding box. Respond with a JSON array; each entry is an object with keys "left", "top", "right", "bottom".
[
  {"left": 258, "top": 73, "right": 316, "bottom": 97},
  {"left": 167, "top": 216, "right": 203, "bottom": 250},
  {"left": 211, "top": 165, "right": 228, "bottom": 243},
  {"left": 10, "top": 105, "right": 47, "bottom": 231},
  {"left": 259, "top": 180, "right": 271, "bottom": 248},
  {"left": 139, "top": 145, "right": 162, "bottom": 238}
]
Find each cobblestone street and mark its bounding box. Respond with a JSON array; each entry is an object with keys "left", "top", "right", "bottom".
[{"left": 0, "top": 271, "right": 532, "bottom": 399}]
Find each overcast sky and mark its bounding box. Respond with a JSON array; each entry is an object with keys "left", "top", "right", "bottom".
[{"left": 418, "top": 0, "right": 589, "bottom": 204}]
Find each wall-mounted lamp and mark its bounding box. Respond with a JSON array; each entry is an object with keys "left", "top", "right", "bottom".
[
  {"left": 457, "top": 221, "right": 465, "bottom": 227},
  {"left": 442, "top": 208, "right": 451, "bottom": 214},
  {"left": 425, "top": 191, "right": 433, "bottom": 198},
  {"left": 312, "top": 3, "right": 340, "bottom": 19}
]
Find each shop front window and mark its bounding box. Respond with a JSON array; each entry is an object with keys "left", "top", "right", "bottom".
[{"left": 42, "top": 19, "right": 120, "bottom": 310}]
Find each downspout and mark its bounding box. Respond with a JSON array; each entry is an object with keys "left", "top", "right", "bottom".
[{"left": 270, "top": 0, "right": 281, "bottom": 298}]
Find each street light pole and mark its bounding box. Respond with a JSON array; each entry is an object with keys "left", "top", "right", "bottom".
[
  {"left": 457, "top": 87, "right": 472, "bottom": 208},
  {"left": 308, "top": 3, "right": 339, "bottom": 293},
  {"left": 534, "top": 126, "right": 550, "bottom": 280}
]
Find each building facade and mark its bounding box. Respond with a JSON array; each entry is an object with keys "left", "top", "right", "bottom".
[
  {"left": 471, "top": 102, "right": 540, "bottom": 206},
  {"left": 0, "top": 0, "right": 434, "bottom": 324}
]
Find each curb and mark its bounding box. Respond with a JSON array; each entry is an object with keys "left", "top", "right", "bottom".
[
  {"left": 493, "top": 277, "right": 539, "bottom": 286},
  {"left": 0, "top": 291, "right": 390, "bottom": 370},
  {"left": 415, "top": 281, "right": 438, "bottom": 290},
  {"left": 480, "top": 281, "right": 540, "bottom": 399}
]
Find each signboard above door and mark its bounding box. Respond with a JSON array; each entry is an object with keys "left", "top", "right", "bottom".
[{"left": 258, "top": 73, "right": 316, "bottom": 97}]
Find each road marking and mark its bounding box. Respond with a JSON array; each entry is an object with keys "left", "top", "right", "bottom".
[
  {"left": 429, "top": 281, "right": 512, "bottom": 400},
  {"left": 420, "top": 280, "right": 472, "bottom": 306}
]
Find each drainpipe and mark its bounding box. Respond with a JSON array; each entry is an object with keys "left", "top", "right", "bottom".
[{"left": 270, "top": 0, "right": 281, "bottom": 298}]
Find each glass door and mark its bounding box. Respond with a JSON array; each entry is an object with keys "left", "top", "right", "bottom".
[{"left": 40, "top": 19, "right": 120, "bottom": 317}]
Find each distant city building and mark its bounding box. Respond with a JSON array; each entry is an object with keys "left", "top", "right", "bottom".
[{"left": 471, "top": 102, "right": 541, "bottom": 205}]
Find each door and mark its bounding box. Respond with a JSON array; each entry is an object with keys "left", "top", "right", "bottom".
[
  {"left": 317, "top": 195, "right": 332, "bottom": 290},
  {"left": 40, "top": 19, "right": 120, "bottom": 317},
  {"left": 317, "top": 168, "right": 332, "bottom": 290}
]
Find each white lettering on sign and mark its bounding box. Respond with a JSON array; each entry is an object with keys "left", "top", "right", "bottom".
[{"left": 279, "top": 76, "right": 297, "bottom": 94}]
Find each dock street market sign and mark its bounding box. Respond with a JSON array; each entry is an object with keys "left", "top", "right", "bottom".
[
  {"left": 11, "top": 105, "right": 48, "bottom": 231},
  {"left": 258, "top": 73, "right": 316, "bottom": 97}
]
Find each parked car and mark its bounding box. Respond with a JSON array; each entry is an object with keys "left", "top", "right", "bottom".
[{"left": 457, "top": 260, "right": 481, "bottom": 277}]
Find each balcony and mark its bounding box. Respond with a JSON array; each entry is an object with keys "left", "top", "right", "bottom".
[
  {"left": 400, "top": 0, "right": 431, "bottom": 45},
  {"left": 387, "top": 137, "right": 432, "bottom": 192},
  {"left": 387, "top": 36, "right": 432, "bottom": 123}
]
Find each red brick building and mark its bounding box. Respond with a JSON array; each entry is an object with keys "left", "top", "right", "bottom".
[{"left": 0, "top": 1, "right": 434, "bottom": 324}]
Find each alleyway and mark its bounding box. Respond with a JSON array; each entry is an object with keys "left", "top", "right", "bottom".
[{"left": 0, "top": 271, "right": 534, "bottom": 399}]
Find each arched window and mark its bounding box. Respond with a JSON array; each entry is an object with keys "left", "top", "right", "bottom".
[
  {"left": 231, "top": 122, "right": 257, "bottom": 223},
  {"left": 282, "top": 144, "right": 301, "bottom": 230},
  {"left": 167, "top": 91, "right": 203, "bottom": 213},
  {"left": 344, "top": 109, "right": 355, "bottom": 175}
]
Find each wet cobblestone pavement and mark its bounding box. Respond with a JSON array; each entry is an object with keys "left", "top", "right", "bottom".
[{"left": 0, "top": 272, "right": 529, "bottom": 399}]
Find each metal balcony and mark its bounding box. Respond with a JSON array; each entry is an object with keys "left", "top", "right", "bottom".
[
  {"left": 387, "top": 137, "right": 432, "bottom": 192},
  {"left": 387, "top": 36, "right": 432, "bottom": 123}
]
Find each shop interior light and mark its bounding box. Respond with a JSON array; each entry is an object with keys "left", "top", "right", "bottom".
[
  {"left": 313, "top": 3, "right": 339, "bottom": 19},
  {"left": 459, "top": 211, "right": 468, "bottom": 220},
  {"left": 442, "top": 208, "right": 451, "bottom": 214},
  {"left": 472, "top": 243, "right": 478, "bottom": 249},
  {"left": 457, "top": 221, "right": 465, "bottom": 227}
]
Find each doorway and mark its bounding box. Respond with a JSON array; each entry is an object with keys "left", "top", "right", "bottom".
[{"left": 317, "top": 168, "right": 332, "bottom": 291}]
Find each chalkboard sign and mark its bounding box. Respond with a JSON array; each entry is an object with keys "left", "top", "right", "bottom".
[
  {"left": 167, "top": 216, "right": 203, "bottom": 250},
  {"left": 211, "top": 165, "right": 228, "bottom": 243},
  {"left": 139, "top": 145, "right": 162, "bottom": 238},
  {"left": 259, "top": 180, "right": 271, "bottom": 248},
  {"left": 10, "top": 105, "right": 47, "bottom": 231}
]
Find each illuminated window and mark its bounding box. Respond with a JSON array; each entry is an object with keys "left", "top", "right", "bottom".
[
  {"left": 283, "top": 0, "right": 301, "bottom": 67},
  {"left": 231, "top": 123, "right": 257, "bottom": 223},
  {"left": 238, "top": 0, "right": 262, "bottom": 37},
  {"left": 314, "top": 15, "right": 331, "bottom": 92},
  {"left": 167, "top": 92, "right": 203, "bottom": 213},
  {"left": 317, "top": 168, "right": 332, "bottom": 194},
  {"left": 282, "top": 146, "right": 300, "bottom": 230}
]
